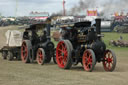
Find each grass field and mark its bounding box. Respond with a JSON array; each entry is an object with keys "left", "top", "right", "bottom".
[{"left": 0, "top": 26, "right": 128, "bottom": 85}]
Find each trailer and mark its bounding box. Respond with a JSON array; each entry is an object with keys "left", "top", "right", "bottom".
[{"left": 1, "top": 30, "right": 23, "bottom": 60}]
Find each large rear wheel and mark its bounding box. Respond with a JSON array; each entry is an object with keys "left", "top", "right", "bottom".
[
  {"left": 36, "top": 48, "right": 45, "bottom": 65},
  {"left": 65, "top": 40, "right": 73, "bottom": 51},
  {"left": 56, "top": 40, "right": 72, "bottom": 69},
  {"left": 103, "top": 49, "right": 116, "bottom": 72},
  {"left": 82, "top": 49, "right": 96, "bottom": 72},
  {"left": 21, "top": 40, "right": 31, "bottom": 63}
]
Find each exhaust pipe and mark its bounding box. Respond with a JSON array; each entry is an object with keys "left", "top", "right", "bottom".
[
  {"left": 46, "top": 24, "right": 51, "bottom": 41},
  {"left": 95, "top": 18, "right": 101, "bottom": 34},
  {"left": 46, "top": 17, "right": 51, "bottom": 41}
]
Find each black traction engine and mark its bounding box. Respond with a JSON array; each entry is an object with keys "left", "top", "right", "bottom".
[
  {"left": 56, "top": 19, "right": 116, "bottom": 72},
  {"left": 21, "top": 21, "right": 56, "bottom": 65}
]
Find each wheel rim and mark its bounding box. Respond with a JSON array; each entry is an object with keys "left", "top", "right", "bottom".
[
  {"left": 36, "top": 49, "right": 44, "bottom": 64},
  {"left": 21, "top": 41, "right": 28, "bottom": 62},
  {"left": 82, "top": 50, "right": 93, "bottom": 71},
  {"left": 103, "top": 50, "right": 114, "bottom": 71},
  {"left": 56, "top": 41, "right": 68, "bottom": 68}
]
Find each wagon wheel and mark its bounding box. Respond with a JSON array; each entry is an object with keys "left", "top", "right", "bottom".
[
  {"left": 103, "top": 49, "right": 116, "bottom": 72},
  {"left": 16, "top": 51, "right": 21, "bottom": 60},
  {"left": 15, "top": 48, "right": 21, "bottom": 60},
  {"left": 36, "top": 48, "right": 45, "bottom": 65},
  {"left": 7, "top": 51, "right": 14, "bottom": 61},
  {"left": 2, "top": 51, "right": 8, "bottom": 59},
  {"left": 56, "top": 40, "right": 72, "bottom": 69},
  {"left": 45, "top": 42, "right": 54, "bottom": 63},
  {"left": 21, "top": 40, "right": 31, "bottom": 63},
  {"left": 45, "top": 54, "right": 51, "bottom": 63},
  {"left": 82, "top": 49, "right": 96, "bottom": 72}
]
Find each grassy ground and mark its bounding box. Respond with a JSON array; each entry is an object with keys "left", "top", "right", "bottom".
[{"left": 0, "top": 26, "right": 128, "bottom": 85}]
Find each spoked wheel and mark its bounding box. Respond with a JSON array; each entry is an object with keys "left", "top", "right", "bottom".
[
  {"left": 2, "top": 51, "right": 8, "bottom": 59},
  {"left": 103, "top": 49, "right": 116, "bottom": 72},
  {"left": 36, "top": 48, "right": 45, "bottom": 65},
  {"left": 45, "top": 54, "right": 51, "bottom": 63},
  {"left": 16, "top": 51, "right": 21, "bottom": 60},
  {"left": 21, "top": 40, "right": 31, "bottom": 63},
  {"left": 56, "top": 40, "right": 72, "bottom": 69},
  {"left": 82, "top": 49, "right": 96, "bottom": 72},
  {"left": 7, "top": 51, "right": 14, "bottom": 61}
]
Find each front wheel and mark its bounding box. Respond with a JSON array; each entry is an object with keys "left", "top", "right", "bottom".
[
  {"left": 102, "top": 49, "right": 116, "bottom": 72},
  {"left": 36, "top": 48, "right": 45, "bottom": 65},
  {"left": 82, "top": 49, "right": 96, "bottom": 72},
  {"left": 45, "top": 54, "right": 51, "bottom": 63}
]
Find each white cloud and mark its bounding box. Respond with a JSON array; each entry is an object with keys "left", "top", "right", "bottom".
[{"left": 0, "top": 0, "right": 80, "bottom": 16}]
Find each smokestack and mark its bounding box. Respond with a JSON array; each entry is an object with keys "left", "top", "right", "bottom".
[
  {"left": 46, "top": 18, "right": 51, "bottom": 41},
  {"left": 63, "top": 0, "right": 66, "bottom": 16},
  {"left": 95, "top": 18, "right": 101, "bottom": 34}
]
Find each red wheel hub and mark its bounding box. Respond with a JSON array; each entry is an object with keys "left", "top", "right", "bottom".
[
  {"left": 21, "top": 42, "right": 28, "bottom": 62},
  {"left": 83, "top": 50, "right": 93, "bottom": 71},
  {"left": 103, "top": 51, "right": 113, "bottom": 71},
  {"left": 36, "top": 49, "right": 43, "bottom": 64},
  {"left": 56, "top": 41, "right": 68, "bottom": 68}
]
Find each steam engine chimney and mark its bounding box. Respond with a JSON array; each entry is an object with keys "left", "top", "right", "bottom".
[
  {"left": 95, "top": 18, "right": 101, "bottom": 34},
  {"left": 46, "top": 18, "right": 51, "bottom": 41}
]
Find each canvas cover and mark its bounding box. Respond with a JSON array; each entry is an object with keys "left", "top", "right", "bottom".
[{"left": 5, "top": 30, "right": 23, "bottom": 47}]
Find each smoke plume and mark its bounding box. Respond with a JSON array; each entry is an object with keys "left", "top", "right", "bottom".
[{"left": 68, "top": 0, "right": 128, "bottom": 16}]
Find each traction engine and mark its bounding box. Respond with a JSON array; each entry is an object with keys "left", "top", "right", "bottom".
[
  {"left": 56, "top": 19, "right": 116, "bottom": 72},
  {"left": 21, "top": 22, "right": 56, "bottom": 65}
]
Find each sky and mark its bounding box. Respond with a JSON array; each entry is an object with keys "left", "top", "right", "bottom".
[
  {"left": 0, "top": 0, "right": 80, "bottom": 16},
  {"left": 0, "top": 0, "right": 126, "bottom": 17}
]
